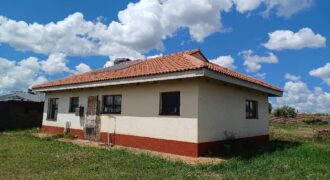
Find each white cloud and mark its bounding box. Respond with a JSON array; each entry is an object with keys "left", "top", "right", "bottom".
[
  {"left": 104, "top": 60, "right": 114, "bottom": 67},
  {"left": 233, "top": 0, "right": 313, "bottom": 17},
  {"left": 0, "top": 53, "right": 94, "bottom": 93},
  {"left": 40, "top": 53, "right": 71, "bottom": 74},
  {"left": 210, "top": 55, "right": 237, "bottom": 70},
  {"left": 263, "top": 0, "right": 313, "bottom": 18},
  {"left": 0, "top": 57, "right": 47, "bottom": 94},
  {"left": 263, "top": 28, "right": 326, "bottom": 50},
  {"left": 147, "top": 53, "right": 163, "bottom": 59},
  {"left": 33, "top": 76, "right": 48, "bottom": 85},
  {"left": 233, "top": 0, "right": 263, "bottom": 13},
  {"left": 285, "top": 73, "right": 301, "bottom": 81},
  {"left": 309, "top": 63, "right": 330, "bottom": 86},
  {"left": 0, "top": 1, "right": 232, "bottom": 60},
  {"left": 0, "top": 0, "right": 313, "bottom": 61},
  {"left": 240, "top": 49, "right": 278, "bottom": 73},
  {"left": 0, "top": 13, "right": 98, "bottom": 56},
  {"left": 160, "top": 0, "right": 232, "bottom": 42},
  {"left": 276, "top": 80, "right": 330, "bottom": 113},
  {"left": 75, "top": 63, "right": 92, "bottom": 74},
  {"left": 255, "top": 73, "right": 266, "bottom": 80}
]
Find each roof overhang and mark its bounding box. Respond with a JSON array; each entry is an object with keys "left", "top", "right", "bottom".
[
  {"left": 34, "top": 68, "right": 283, "bottom": 97},
  {"left": 203, "top": 69, "right": 283, "bottom": 97},
  {"left": 33, "top": 69, "right": 205, "bottom": 92}
]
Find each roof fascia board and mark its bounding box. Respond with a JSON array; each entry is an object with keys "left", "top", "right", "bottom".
[
  {"left": 203, "top": 69, "right": 283, "bottom": 97},
  {"left": 34, "top": 69, "right": 205, "bottom": 92}
]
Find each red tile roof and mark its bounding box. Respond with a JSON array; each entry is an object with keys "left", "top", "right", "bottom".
[{"left": 32, "top": 49, "right": 282, "bottom": 92}]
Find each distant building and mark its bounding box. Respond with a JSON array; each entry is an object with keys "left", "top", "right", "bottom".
[{"left": 0, "top": 90, "right": 45, "bottom": 131}]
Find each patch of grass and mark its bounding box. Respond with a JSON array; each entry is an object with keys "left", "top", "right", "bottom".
[
  {"left": 270, "top": 121, "right": 330, "bottom": 142},
  {"left": 199, "top": 141, "right": 330, "bottom": 179},
  {"left": 1, "top": 125, "right": 330, "bottom": 179},
  {"left": 0, "top": 132, "right": 209, "bottom": 179},
  {"left": 63, "top": 133, "right": 78, "bottom": 139}
]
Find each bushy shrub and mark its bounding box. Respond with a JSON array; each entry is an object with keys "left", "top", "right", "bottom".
[
  {"left": 303, "top": 118, "right": 321, "bottom": 124},
  {"left": 303, "top": 118, "right": 328, "bottom": 125},
  {"left": 314, "top": 129, "right": 330, "bottom": 141},
  {"left": 274, "top": 106, "right": 297, "bottom": 119}
]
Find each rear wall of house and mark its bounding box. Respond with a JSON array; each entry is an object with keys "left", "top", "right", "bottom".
[
  {"left": 42, "top": 79, "right": 199, "bottom": 143},
  {"left": 197, "top": 77, "right": 269, "bottom": 143}
]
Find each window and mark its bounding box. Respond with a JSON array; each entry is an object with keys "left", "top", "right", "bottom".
[
  {"left": 47, "top": 98, "right": 59, "bottom": 120},
  {"left": 69, "top": 97, "right": 79, "bottom": 113},
  {"left": 160, "top": 91, "right": 180, "bottom": 115},
  {"left": 103, "top": 95, "right": 122, "bottom": 114},
  {"left": 246, "top": 100, "right": 258, "bottom": 119}
]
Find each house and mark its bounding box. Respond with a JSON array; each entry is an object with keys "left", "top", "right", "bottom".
[
  {"left": 32, "top": 49, "right": 283, "bottom": 157},
  {"left": 0, "top": 90, "right": 44, "bottom": 131}
]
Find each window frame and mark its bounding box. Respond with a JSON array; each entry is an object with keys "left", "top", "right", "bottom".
[
  {"left": 102, "top": 95, "right": 122, "bottom": 114},
  {"left": 159, "top": 91, "right": 180, "bottom": 116},
  {"left": 246, "top": 99, "right": 258, "bottom": 119},
  {"left": 47, "top": 98, "right": 59, "bottom": 121},
  {"left": 68, "top": 97, "right": 79, "bottom": 113}
]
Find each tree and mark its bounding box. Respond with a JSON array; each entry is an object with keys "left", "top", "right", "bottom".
[
  {"left": 268, "top": 102, "right": 273, "bottom": 114},
  {"left": 273, "top": 106, "right": 298, "bottom": 123}
]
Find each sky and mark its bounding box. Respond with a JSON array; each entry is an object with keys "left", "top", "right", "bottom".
[{"left": 0, "top": 0, "right": 329, "bottom": 113}]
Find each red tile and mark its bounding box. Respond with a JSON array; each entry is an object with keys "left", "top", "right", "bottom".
[{"left": 32, "top": 49, "right": 282, "bottom": 92}]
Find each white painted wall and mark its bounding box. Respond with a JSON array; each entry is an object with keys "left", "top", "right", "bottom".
[
  {"left": 42, "top": 77, "right": 270, "bottom": 144},
  {"left": 197, "top": 78, "right": 269, "bottom": 143},
  {"left": 42, "top": 79, "right": 199, "bottom": 142}
]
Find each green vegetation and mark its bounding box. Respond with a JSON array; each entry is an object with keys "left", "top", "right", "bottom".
[
  {"left": 302, "top": 117, "right": 328, "bottom": 125},
  {"left": 270, "top": 121, "right": 330, "bottom": 142},
  {"left": 273, "top": 106, "right": 298, "bottom": 120},
  {"left": 1, "top": 123, "right": 330, "bottom": 179}
]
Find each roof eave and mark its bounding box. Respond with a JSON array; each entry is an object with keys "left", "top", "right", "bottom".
[
  {"left": 33, "top": 69, "right": 205, "bottom": 92},
  {"left": 203, "top": 69, "right": 283, "bottom": 97},
  {"left": 33, "top": 68, "right": 283, "bottom": 97}
]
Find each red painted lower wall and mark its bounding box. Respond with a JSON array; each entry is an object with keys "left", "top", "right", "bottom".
[
  {"left": 69, "top": 128, "right": 85, "bottom": 139},
  {"left": 100, "top": 132, "right": 198, "bottom": 157},
  {"left": 42, "top": 125, "right": 268, "bottom": 157},
  {"left": 41, "top": 125, "right": 64, "bottom": 133}
]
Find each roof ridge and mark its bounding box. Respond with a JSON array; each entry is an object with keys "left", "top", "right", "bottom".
[
  {"left": 183, "top": 54, "right": 207, "bottom": 68},
  {"left": 151, "top": 49, "right": 200, "bottom": 58},
  {"left": 130, "top": 49, "right": 201, "bottom": 64}
]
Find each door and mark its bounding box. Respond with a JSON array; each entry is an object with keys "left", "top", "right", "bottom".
[{"left": 84, "top": 96, "right": 101, "bottom": 140}]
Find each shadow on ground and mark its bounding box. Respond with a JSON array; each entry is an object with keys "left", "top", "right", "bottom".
[{"left": 205, "top": 140, "right": 301, "bottom": 160}]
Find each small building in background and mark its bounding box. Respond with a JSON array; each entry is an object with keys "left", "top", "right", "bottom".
[{"left": 0, "top": 90, "right": 45, "bottom": 131}]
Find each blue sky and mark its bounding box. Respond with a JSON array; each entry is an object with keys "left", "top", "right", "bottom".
[{"left": 0, "top": 0, "right": 329, "bottom": 113}]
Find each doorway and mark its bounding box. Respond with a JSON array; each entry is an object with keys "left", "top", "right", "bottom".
[{"left": 84, "top": 96, "right": 101, "bottom": 140}]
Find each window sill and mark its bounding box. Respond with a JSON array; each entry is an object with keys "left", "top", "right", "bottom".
[
  {"left": 246, "top": 117, "right": 259, "bottom": 120},
  {"left": 101, "top": 112, "right": 121, "bottom": 115},
  {"left": 159, "top": 114, "right": 180, "bottom": 116},
  {"left": 46, "top": 119, "right": 57, "bottom": 121}
]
